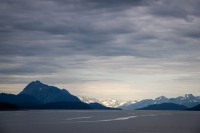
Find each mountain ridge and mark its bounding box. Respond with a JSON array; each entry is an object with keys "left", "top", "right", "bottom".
[
  {"left": 120, "top": 94, "right": 200, "bottom": 110},
  {"left": 0, "top": 81, "right": 119, "bottom": 110},
  {"left": 136, "top": 103, "right": 188, "bottom": 110},
  {"left": 1, "top": 80, "right": 200, "bottom": 111},
  {"left": 78, "top": 95, "right": 136, "bottom": 108},
  {"left": 188, "top": 104, "right": 200, "bottom": 111}
]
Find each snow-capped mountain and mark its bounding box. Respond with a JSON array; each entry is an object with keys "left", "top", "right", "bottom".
[
  {"left": 78, "top": 96, "right": 136, "bottom": 108},
  {"left": 121, "top": 94, "right": 200, "bottom": 110},
  {"left": 175, "top": 94, "right": 199, "bottom": 103},
  {"left": 100, "top": 99, "right": 136, "bottom": 108},
  {"left": 77, "top": 96, "right": 101, "bottom": 104},
  {"left": 79, "top": 94, "right": 200, "bottom": 109},
  {"left": 154, "top": 96, "right": 168, "bottom": 104}
]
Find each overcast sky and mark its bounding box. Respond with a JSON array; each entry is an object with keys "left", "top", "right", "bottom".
[{"left": 0, "top": 0, "right": 200, "bottom": 100}]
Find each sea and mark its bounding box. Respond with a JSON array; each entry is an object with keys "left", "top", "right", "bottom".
[{"left": 0, "top": 110, "right": 200, "bottom": 133}]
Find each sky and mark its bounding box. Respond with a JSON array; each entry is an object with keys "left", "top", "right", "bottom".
[{"left": 0, "top": 0, "right": 200, "bottom": 100}]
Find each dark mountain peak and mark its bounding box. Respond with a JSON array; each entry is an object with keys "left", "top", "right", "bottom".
[
  {"left": 34, "top": 80, "right": 42, "bottom": 83},
  {"left": 22, "top": 80, "right": 47, "bottom": 92},
  {"left": 21, "top": 81, "right": 64, "bottom": 94},
  {"left": 20, "top": 81, "right": 80, "bottom": 103},
  {"left": 30, "top": 80, "right": 43, "bottom": 85},
  {"left": 61, "top": 89, "right": 69, "bottom": 93}
]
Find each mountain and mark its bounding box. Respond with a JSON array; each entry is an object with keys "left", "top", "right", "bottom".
[
  {"left": 78, "top": 96, "right": 101, "bottom": 104},
  {"left": 78, "top": 96, "right": 136, "bottom": 108},
  {"left": 188, "top": 104, "right": 200, "bottom": 111},
  {"left": 0, "top": 81, "right": 118, "bottom": 110},
  {"left": 168, "top": 94, "right": 200, "bottom": 107},
  {"left": 0, "top": 102, "right": 19, "bottom": 110},
  {"left": 137, "top": 103, "right": 188, "bottom": 110},
  {"left": 1, "top": 81, "right": 199, "bottom": 111},
  {"left": 17, "top": 80, "right": 96, "bottom": 109},
  {"left": 0, "top": 93, "right": 41, "bottom": 104},
  {"left": 0, "top": 93, "right": 42, "bottom": 109},
  {"left": 20, "top": 80, "right": 81, "bottom": 103},
  {"left": 100, "top": 99, "right": 136, "bottom": 108},
  {"left": 121, "top": 94, "right": 200, "bottom": 110},
  {"left": 120, "top": 99, "right": 154, "bottom": 110},
  {"left": 154, "top": 96, "right": 168, "bottom": 104}
]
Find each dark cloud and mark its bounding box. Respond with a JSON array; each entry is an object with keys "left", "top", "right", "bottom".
[
  {"left": 146, "top": 0, "right": 200, "bottom": 19},
  {"left": 0, "top": 0, "right": 200, "bottom": 89}
]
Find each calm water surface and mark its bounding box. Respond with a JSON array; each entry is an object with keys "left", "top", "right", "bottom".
[{"left": 0, "top": 110, "right": 200, "bottom": 133}]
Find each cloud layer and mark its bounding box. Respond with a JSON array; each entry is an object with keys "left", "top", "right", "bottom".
[{"left": 0, "top": 0, "right": 200, "bottom": 99}]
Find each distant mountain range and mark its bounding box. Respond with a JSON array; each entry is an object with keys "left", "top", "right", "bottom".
[
  {"left": 1, "top": 80, "right": 200, "bottom": 111},
  {"left": 78, "top": 96, "right": 136, "bottom": 108},
  {"left": 136, "top": 103, "right": 188, "bottom": 110},
  {"left": 0, "top": 81, "right": 118, "bottom": 110},
  {"left": 188, "top": 104, "right": 200, "bottom": 111},
  {"left": 136, "top": 102, "right": 200, "bottom": 111},
  {"left": 78, "top": 94, "right": 200, "bottom": 110},
  {"left": 120, "top": 94, "right": 200, "bottom": 110}
]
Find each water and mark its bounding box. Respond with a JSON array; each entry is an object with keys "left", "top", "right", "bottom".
[{"left": 0, "top": 110, "right": 200, "bottom": 133}]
